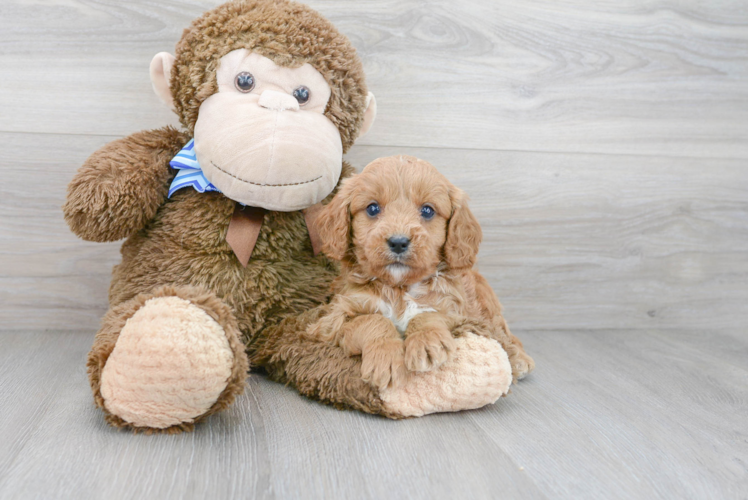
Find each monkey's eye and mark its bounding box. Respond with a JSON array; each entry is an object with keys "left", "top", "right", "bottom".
[
  {"left": 234, "top": 72, "right": 255, "bottom": 93},
  {"left": 366, "top": 202, "right": 381, "bottom": 218},
  {"left": 420, "top": 204, "right": 436, "bottom": 220},
  {"left": 292, "top": 86, "right": 310, "bottom": 105}
]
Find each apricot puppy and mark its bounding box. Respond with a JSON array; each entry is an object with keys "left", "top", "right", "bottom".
[{"left": 309, "top": 156, "right": 534, "bottom": 390}]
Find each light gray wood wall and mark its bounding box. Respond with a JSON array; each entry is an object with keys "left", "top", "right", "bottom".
[{"left": 0, "top": 0, "right": 746, "bottom": 333}]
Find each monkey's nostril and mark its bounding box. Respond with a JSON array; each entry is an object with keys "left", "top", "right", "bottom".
[{"left": 387, "top": 235, "right": 410, "bottom": 255}]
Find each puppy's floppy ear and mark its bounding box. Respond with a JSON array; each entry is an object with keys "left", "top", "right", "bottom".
[
  {"left": 317, "top": 176, "right": 356, "bottom": 261},
  {"left": 444, "top": 187, "right": 482, "bottom": 269}
]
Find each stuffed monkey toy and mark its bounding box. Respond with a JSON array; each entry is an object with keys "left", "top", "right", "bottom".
[{"left": 63, "top": 0, "right": 515, "bottom": 433}]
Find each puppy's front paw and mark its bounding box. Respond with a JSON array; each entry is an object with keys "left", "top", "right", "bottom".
[
  {"left": 511, "top": 350, "right": 535, "bottom": 380},
  {"left": 361, "top": 338, "right": 406, "bottom": 390},
  {"left": 404, "top": 327, "right": 456, "bottom": 372}
]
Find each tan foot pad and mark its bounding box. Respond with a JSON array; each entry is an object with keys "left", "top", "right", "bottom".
[
  {"left": 100, "top": 296, "right": 234, "bottom": 428},
  {"left": 379, "top": 333, "right": 512, "bottom": 417}
]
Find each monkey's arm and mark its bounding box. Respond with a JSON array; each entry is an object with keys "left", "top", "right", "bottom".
[
  {"left": 250, "top": 307, "right": 402, "bottom": 418},
  {"left": 251, "top": 305, "right": 512, "bottom": 419},
  {"left": 63, "top": 126, "right": 189, "bottom": 242}
]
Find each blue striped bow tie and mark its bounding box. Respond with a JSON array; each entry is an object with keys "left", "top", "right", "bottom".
[{"left": 168, "top": 139, "right": 220, "bottom": 198}]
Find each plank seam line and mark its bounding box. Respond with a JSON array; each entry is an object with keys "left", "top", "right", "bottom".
[{"left": 2, "top": 130, "right": 746, "bottom": 162}]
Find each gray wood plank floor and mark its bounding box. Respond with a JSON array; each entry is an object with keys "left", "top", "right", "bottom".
[
  {"left": 0, "top": 329, "right": 745, "bottom": 500},
  {"left": 1, "top": 0, "right": 747, "bottom": 498}
]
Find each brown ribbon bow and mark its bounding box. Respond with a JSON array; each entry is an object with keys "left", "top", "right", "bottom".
[{"left": 226, "top": 202, "right": 324, "bottom": 267}]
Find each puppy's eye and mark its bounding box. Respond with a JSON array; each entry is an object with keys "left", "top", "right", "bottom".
[
  {"left": 421, "top": 204, "right": 436, "bottom": 220},
  {"left": 366, "top": 202, "right": 381, "bottom": 217},
  {"left": 235, "top": 72, "right": 255, "bottom": 93},
  {"left": 293, "top": 86, "right": 310, "bottom": 105}
]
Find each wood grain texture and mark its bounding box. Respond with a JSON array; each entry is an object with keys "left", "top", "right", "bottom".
[
  {"left": 0, "top": 329, "right": 745, "bottom": 499},
  {"left": 0, "top": 0, "right": 747, "bottom": 157},
  {"left": 2, "top": 132, "right": 746, "bottom": 331}
]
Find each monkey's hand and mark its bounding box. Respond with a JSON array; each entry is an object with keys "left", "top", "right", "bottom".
[{"left": 63, "top": 126, "right": 189, "bottom": 242}]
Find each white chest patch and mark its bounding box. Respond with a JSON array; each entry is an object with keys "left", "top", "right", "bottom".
[{"left": 378, "top": 297, "right": 436, "bottom": 335}]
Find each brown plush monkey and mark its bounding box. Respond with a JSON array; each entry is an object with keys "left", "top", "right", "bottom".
[{"left": 63, "top": 0, "right": 512, "bottom": 433}]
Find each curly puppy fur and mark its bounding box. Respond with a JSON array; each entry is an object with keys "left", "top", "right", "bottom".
[
  {"left": 309, "top": 156, "right": 535, "bottom": 388},
  {"left": 62, "top": 0, "right": 389, "bottom": 431}
]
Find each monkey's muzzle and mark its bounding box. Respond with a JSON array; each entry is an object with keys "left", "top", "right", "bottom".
[{"left": 194, "top": 92, "right": 343, "bottom": 211}]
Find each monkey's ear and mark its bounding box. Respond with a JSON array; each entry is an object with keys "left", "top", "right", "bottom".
[
  {"left": 358, "top": 92, "right": 377, "bottom": 138},
  {"left": 316, "top": 177, "right": 356, "bottom": 261},
  {"left": 444, "top": 188, "right": 482, "bottom": 270},
  {"left": 150, "top": 52, "right": 176, "bottom": 111}
]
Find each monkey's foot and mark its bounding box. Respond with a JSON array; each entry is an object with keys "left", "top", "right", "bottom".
[
  {"left": 95, "top": 288, "right": 248, "bottom": 431},
  {"left": 378, "top": 333, "right": 512, "bottom": 417}
]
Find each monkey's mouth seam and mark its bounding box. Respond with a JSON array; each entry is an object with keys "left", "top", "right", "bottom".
[{"left": 210, "top": 161, "right": 322, "bottom": 187}]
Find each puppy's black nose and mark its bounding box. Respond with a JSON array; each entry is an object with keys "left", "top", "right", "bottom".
[{"left": 387, "top": 235, "right": 410, "bottom": 254}]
